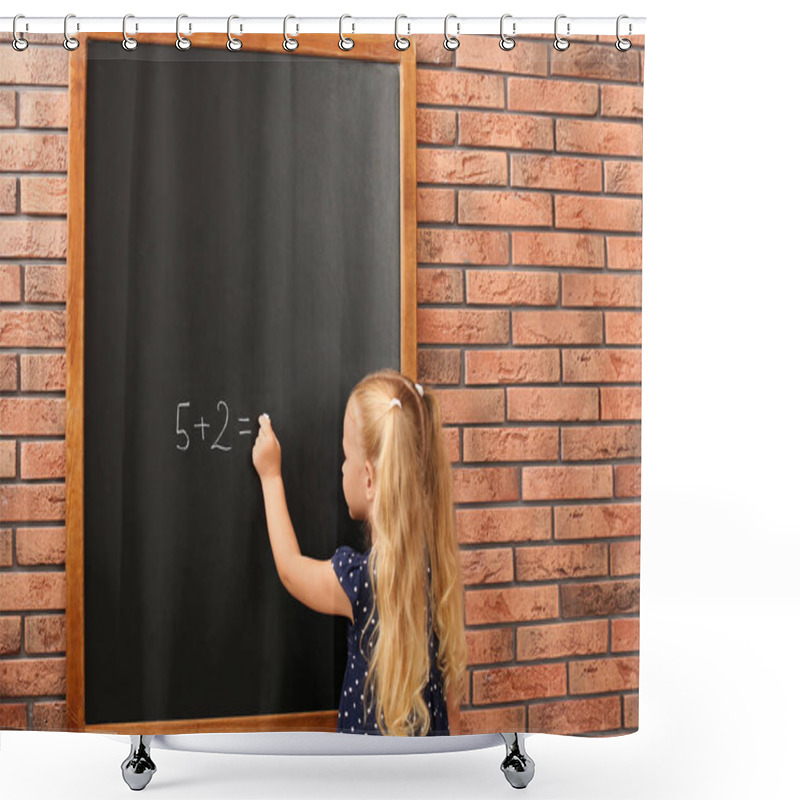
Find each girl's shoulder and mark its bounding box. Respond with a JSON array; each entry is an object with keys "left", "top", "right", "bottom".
[{"left": 330, "top": 545, "right": 371, "bottom": 610}]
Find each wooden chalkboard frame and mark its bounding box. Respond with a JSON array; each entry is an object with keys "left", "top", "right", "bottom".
[{"left": 66, "top": 32, "right": 417, "bottom": 734}]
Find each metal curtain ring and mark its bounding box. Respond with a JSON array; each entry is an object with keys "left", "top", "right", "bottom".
[
  {"left": 63, "top": 14, "right": 80, "bottom": 50},
  {"left": 394, "top": 15, "right": 410, "bottom": 51},
  {"left": 553, "top": 14, "right": 570, "bottom": 51},
  {"left": 443, "top": 14, "right": 460, "bottom": 51},
  {"left": 12, "top": 14, "right": 28, "bottom": 51},
  {"left": 122, "top": 14, "right": 138, "bottom": 50},
  {"left": 339, "top": 14, "right": 354, "bottom": 50},
  {"left": 283, "top": 15, "right": 299, "bottom": 51},
  {"left": 176, "top": 13, "right": 191, "bottom": 50},
  {"left": 616, "top": 14, "right": 632, "bottom": 51},
  {"left": 499, "top": 14, "right": 515, "bottom": 51},
  {"left": 227, "top": 15, "right": 242, "bottom": 51}
]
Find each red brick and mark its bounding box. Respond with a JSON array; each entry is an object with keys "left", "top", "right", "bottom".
[
  {"left": 563, "top": 274, "right": 642, "bottom": 307},
  {"left": 455, "top": 35, "right": 548, "bottom": 74},
  {"left": 0, "top": 33, "right": 64, "bottom": 46},
  {"left": 414, "top": 35, "right": 455, "bottom": 66},
  {"left": 24, "top": 614, "right": 66, "bottom": 653},
  {"left": 453, "top": 467, "right": 518, "bottom": 504},
  {"left": 551, "top": 43, "right": 639, "bottom": 82},
  {"left": 418, "top": 308, "right": 509, "bottom": 345},
  {"left": 0, "top": 658, "right": 66, "bottom": 697},
  {"left": 513, "top": 231, "right": 604, "bottom": 267},
  {"left": 437, "top": 388, "right": 506, "bottom": 424},
  {"left": 569, "top": 656, "right": 639, "bottom": 694},
  {"left": 614, "top": 464, "right": 641, "bottom": 497},
  {"left": 557, "top": 119, "right": 643, "bottom": 157},
  {"left": 556, "top": 196, "right": 642, "bottom": 233},
  {"left": 463, "top": 426, "right": 558, "bottom": 462},
  {"left": 511, "top": 154, "right": 602, "bottom": 192},
  {"left": 460, "top": 706, "right": 525, "bottom": 735},
  {"left": 19, "top": 176, "right": 67, "bottom": 215},
  {"left": 516, "top": 543, "right": 607, "bottom": 582},
  {"left": 0, "top": 220, "right": 67, "bottom": 259},
  {"left": 15, "top": 527, "right": 66, "bottom": 566},
  {"left": 563, "top": 349, "right": 641, "bottom": 382},
  {"left": 18, "top": 90, "right": 69, "bottom": 128},
  {"left": 561, "top": 580, "right": 640, "bottom": 618},
  {"left": 507, "top": 387, "right": 598, "bottom": 422},
  {"left": 32, "top": 701, "right": 67, "bottom": 731},
  {"left": 417, "top": 268, "right": 462, "bottom": 303},
  {"left": 457, "top": 506, "right": 551, "bottom": 544},
  {"left": 605, "top": 161, "right": 643, "bottom": 194},
  {"left": 610, "top": 541, "right": 640, "bottom": 577},
  {"left": 19, "top": 353, "right": 66, "bottom": 392},
  {"left": 601, "top": 387, "right": 642, "bottom": 420},
  {"left": 0, "top": 484, "right": 65, "bottom": 522},
  {"left": 417, "top": 349, "right": 461, "bottom": 384},
  {"left": 0, "top": 573, "right": 66, "bottom": 611},
  {"left": 1, "top": 440, "right": 17, "bottom": 478},
  {"left": 24, "top": 264, "right": 67, "bottom": 303},
  {"left": 418, "top": 228, "right": 509, "bottom": 265},
  {"left": 528, "top": 696, "right": 621, "bottom": 735},
  {"left": 0, "top": 132, "right": 67, "bottom": 171},
  {"left": 607, "top": 237, "right": 642, "bottom": 269},
  {"left": 601, "top": 85, "right": 644, "bottom": 118},
  {"left": 508, "top": 77, "right": 598, "bottom": 115},
  {"left": 513, "top": 310, "right": 603, "bottom": 344},
  {"left": 466, "top": 628, "right": 514, "bottom": 665},
  {"left": 562, "top": 425, "right": 641, "bottom": 460},
  {"left": 0, "top": 352, "right": 17, "bottom": 391},
  {"left": 0, "top": 704, "right": 27, "bottom": 729},
  {"left": 465, "top": 349, "right": 560, "bottom": 384},
  {"left": 417, "top": 70, "right": 504, "bottom": 108},
  {"left": 416, "top": 108, "right": 456, "bottom": 145},
  {"left": 0, "top": 89, "right": 16, "bottom": 126},
  {"left": 0, "top": 616, "right": 22, "bottom": 655},
  {"left": 442, "top": 428, "right": 460, "bottom": 463},
  {"left": 0, "top": 310, "right": 65, "bottom": 347},
  {"left": 459, "top": 111, "right": 552, "bottom": 150},
  {"left": 605, "top": 311, "right": 642, "bottom": 344},
  {"left": 417, "top": 149, "right": 507, "bottom": 186},
  {"left": 597, "top": 35, "right": 646, "bottom": 47},
  {"left": 0, "top": 397, "right": 65, "bottom": 434},
  {"left": 0, "top": 176, "right": 16, "bottom": 213},
  {"left": 459, "top": 190, "right": 552, "bottom": 227},
  {"left": 612, "top": 618, "right": 640, "bottom": 652},
  {"left": 0, "top": 264, "right": 22, "bottom": 301},
  {"left": 522, "top": 466, "right": 613, "bottom": 501},
  {"left": 624, "top": 693, "right": 639, "bottom": 729},
  {"left": 417, "top": 188, "right": 455, "bottom": 223},
  {"left": 518, "top": 620, "right": 607, "bottom": 660},
  {"left": 0, "top": 528, "right": 11, "bottom": 566},
  {"left": 0, "top": 47, "right": 69, "bottom": 85},
  {"left": 460, "top": 547, "right": 514, "bottom": 585},
  {"left": 473, "top": 662, "right": 565, "bottom": 704},
  {"left": 466, "top": 270, "right": 558, "bottom": 305},
  {"left": 555, "top": 504, "right": 640, "bottom": 540},
  {"left": 466, "top": 585, "right": 559, "bottom": 627},
  {"left": 20, "top": 441, "right": 65, "bottom": 479}
]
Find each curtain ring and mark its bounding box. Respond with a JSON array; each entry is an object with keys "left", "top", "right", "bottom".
[
  {"left": 63, "top": 14, "right": 80, "bottom": 50},
  {"left": 176, "top": 13, "right": 191, "bottom": 50},
  {"left": 616, "top": 14, "right": 632, "bottom": 51},
  {"left": 553, "top": 14, "right": 570, "bottom": 51},
  {"left": 227, "top": 15, "right": 242, "bottom": 51},
  {"left": 443, "top": 14, "right": 460, "bottom": 51},
  {"left": 12, "top": 14, "right": 28, "bottom": 51},
  {"left": 283, "top": 15, "right": 299, "bottom": 51},
  {"left": 394, "top": 15, "right": 410, "bottom": 51},
  {"left": 499, "top": 14, "right": 515, "bottom": 51},
  {"left": 122, "top": 14, "right": 138, "bottom": 50},
  {"left": 339, "top": 14, "right": 354, "bottom": 50}
]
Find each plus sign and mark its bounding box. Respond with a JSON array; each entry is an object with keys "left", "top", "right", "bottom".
[{"left": 193, "top": 416, "right": 210, "bottom": 441}]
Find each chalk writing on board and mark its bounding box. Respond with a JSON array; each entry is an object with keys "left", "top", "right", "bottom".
[{"left": 175, "top": 401, "right": 255, "bottom": 451}]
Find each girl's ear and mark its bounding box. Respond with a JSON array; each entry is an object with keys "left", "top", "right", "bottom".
[{"left": 364, "top": 458, "right": 376, "bottom": 502}]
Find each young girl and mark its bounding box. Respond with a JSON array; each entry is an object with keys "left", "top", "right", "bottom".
[{"left": 251, "top": 369, "right": 467, "bottom": 736}]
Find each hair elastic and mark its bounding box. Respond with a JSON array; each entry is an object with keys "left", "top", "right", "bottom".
[
  {"left": 414, "top": 382, "right": 424, "bottom": 397},
  {"left": 389, "top": 397, "right": 402, "bottom": 410}
]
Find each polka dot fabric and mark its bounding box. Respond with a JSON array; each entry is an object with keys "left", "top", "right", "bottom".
[{"left": 331, "top": 545, "right": 450, "bottom": 735}]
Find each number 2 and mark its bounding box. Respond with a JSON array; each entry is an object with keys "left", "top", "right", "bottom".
[{"left": 211, "top": 400, "right": 232, "bottom": 451}]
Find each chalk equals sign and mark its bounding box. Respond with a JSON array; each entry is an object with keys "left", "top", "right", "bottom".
[{"left": 238, "top": 417, "right": 252, "bottom": 435}]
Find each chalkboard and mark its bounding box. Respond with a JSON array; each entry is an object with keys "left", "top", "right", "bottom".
[{"left": 66, "top": 34, "right": 417, "bottom": 731}]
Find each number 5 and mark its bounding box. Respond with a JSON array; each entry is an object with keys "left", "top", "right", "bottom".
[{"left": 176, "top": 402, "right": 190, "bottom": 450}]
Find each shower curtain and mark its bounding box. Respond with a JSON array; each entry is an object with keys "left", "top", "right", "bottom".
[{"left": 0, "top": 31, "right": 642, "bottom": 738}]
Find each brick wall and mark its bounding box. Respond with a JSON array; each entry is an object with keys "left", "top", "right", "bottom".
[{"left": 0, "top": 33, "right": 642, "bottom": 735}]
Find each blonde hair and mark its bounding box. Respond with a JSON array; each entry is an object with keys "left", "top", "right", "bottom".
[{"left": 349, "top": 369, "right": 467, "bottom": 735}]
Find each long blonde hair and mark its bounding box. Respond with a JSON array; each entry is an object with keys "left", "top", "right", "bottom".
[{"left": 350, "top": 369, "right": 467, "bottom": 735}]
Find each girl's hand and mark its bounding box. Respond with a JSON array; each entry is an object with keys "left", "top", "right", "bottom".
[{"left": 252, "top": 414, "right": 281, "bottom": 481}]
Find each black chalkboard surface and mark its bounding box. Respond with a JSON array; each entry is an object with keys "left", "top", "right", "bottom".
[{"left": 80, "top": 40, "right": 405, "bottom": 727}]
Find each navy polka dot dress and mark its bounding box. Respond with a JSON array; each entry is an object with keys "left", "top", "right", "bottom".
[{"left": 331, "top": 545, "right": 450, "bottom": 735}]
